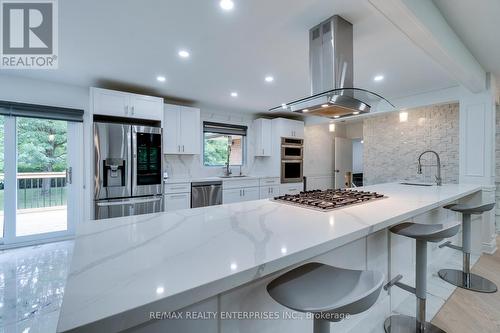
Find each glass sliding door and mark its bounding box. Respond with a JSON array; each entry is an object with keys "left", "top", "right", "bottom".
[
  {"left": 16, "top": 117, "right": 69, "bottom": 237},
  {"left": 0, "top": 115, "right": 4, "bottom": 239},
  {"left": 0, "top": 111, "right": 82, "bottom": 246}
]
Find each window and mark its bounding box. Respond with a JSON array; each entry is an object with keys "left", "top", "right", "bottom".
[{"left": 203, "top": 122, "right": 247, "bottom": 167}]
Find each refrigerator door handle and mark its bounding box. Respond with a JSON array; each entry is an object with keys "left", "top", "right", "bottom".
[{"left": 96, "top": 197, "right": 162, "bottom": 207}]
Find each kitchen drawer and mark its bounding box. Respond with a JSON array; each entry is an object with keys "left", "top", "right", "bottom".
[
  {"left": 222, "top": 178, "right": 259, "bottom": 189},
  {"left": 259, "top": 177, "right": 280, "bottom": 186},
  {"left": 280, "top": 183, "right": 303, "bottom": 196},
  {"left": 165, "top": 182, "right": 191, "bottom": 194},
  {"left": 260, "top": 185, "right": 279, "bottom": 199},
  {"left": 165, "top": 193, "right": 190, "bottom": 212}
]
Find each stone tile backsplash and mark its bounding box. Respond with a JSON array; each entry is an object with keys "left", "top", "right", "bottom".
[{"left": 363, "top": 103, "right": 459, "bottom": 185}]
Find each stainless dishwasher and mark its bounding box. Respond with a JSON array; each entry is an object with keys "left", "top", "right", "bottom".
[{"left": 191, "top": 181, "right": 223, "bottom": 208}]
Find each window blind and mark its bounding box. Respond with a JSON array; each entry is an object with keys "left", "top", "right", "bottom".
[
  {"left": 0, "top": 100, "right": 84, "bottom": 122},
  {"left": 203, "top": 121, "right": 247, "bottom": 136}
]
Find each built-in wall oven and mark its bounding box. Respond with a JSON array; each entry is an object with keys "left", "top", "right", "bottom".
[
  {"left": 281, "top": 138, "right": 304, "bottom": 159},
  {"left": 281, "top": 137, "right": 304, "bottom": 183},
  {"left": 94, "top": 122, "right": 163, "bottom": 220}
]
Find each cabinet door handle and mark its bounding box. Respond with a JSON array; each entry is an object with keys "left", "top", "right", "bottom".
[
  {"left": 131, "top": 105, "right": 134, "bottom": 115},
  {"left": 182, "top": 145, "right": 185, "bottom": 152},
  {"left": 271, "top": 187, "right": 273, "bottom": 194},
  {"left": 243, "top": 189, "right": 245, "bottom": 196},
  {"left": 169, "top": 194, "right": 186, "bottom": 199},
  {"left": 125, "top": 105, "right": 128, "bottom": 114}
]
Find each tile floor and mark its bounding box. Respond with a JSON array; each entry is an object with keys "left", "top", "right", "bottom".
[{"left": 0, "top": 241, "right": 74, "bottom": 333}]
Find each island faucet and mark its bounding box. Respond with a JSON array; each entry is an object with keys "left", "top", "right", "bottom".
[{"left": 417, "top": 150, "right": 442, "bottom": 186}]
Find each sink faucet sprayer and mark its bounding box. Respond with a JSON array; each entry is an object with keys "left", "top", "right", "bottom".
[{"left": 417, "top": 150, "right": 442, "bottom": 186}]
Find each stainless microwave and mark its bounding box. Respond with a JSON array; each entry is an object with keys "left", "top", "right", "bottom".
[{"left": 281, "top": 137, "right": 304, "bottom": 160}]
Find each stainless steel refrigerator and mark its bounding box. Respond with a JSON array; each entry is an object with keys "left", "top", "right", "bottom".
[{"left": 93, "top": 122, "right": 163, "bottom": 219}]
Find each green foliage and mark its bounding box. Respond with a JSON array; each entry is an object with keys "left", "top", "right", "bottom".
[
  {"left": 204, "top": 134, "right": 228, "bottom": 166},
  {"left": 16, "top": 118, "right": 67, "bottom": 172}
]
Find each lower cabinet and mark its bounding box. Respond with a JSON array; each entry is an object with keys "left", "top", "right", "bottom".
[
  {"left": 280, "top": 183, "right": 303, "bottom": 196},
  {"left": 259, "top": 185, "right": 280, "bottom": 199},
  {"left": 223, "top": 187, "right": 259, "bottom": 204},
  {"left": 164, "top": 193, "right": 191, "bottom": 211}
]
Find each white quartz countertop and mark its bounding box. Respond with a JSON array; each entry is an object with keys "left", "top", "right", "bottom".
[
  {"left": 164, "top": 175, "right": 279, "bottom": 184},
  {"left": 58, "top": 183, "right": 482, "bottom": 332}
]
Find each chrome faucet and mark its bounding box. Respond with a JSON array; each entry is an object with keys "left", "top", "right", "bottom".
[
  {"left": 417, "top": 150, "right": 442, "bottom": 186},
  {"left": 223, "top": 144, "right": 232, "bottom": 177}
]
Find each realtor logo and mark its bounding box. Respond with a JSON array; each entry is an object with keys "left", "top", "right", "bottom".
[{"left": 1, "top": 0, "right": 58, "bottom": 68}]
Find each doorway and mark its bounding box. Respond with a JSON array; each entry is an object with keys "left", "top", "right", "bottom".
[{"left": 0, "top": 113, "right": 82, "bottom": 246}]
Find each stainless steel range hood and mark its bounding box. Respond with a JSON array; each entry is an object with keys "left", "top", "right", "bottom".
[{"left": 269, "top": 15, "right": 394, "bottom": 118}]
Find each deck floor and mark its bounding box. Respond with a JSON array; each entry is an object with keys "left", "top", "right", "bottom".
[{"left": 0, "top": 207, "right": 67, "bottom": 237}]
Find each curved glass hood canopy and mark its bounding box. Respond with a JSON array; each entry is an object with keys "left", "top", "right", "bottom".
[
  {"left": 269, "top": 88, "right": 395, "bottom": 119},
  {"left": 269, "top": 15, "right": 395, "bottom": 119}
]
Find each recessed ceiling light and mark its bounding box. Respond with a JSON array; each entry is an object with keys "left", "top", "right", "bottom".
[
  {"left": 265, "top": 76, "right": 274, "bottom": 83},
  {"left": 302, "top": 109, "right": 309, "bottom": 112},
  {"left": 361, "top": 140, "right": 364, "bottom": 144},
  {"left": 333, "top": 115, "right": 340, "bottom": 118},
  {"left": 230, "top": 92, "right": 238, "bottom": 97},
  {"left": 281, "top": 103, "right": 287, "bottom": 109},
  {"left": 219, "top": 0, "right": 234, "bottom": 11},
  {"left": 178, "top": 50, "right": 190, "bottom": 58},
  {"left": 321, "top": 104, "right": 329, "bottom": 108},
  {"left": 156, "top": 76, "right": 166, "bottom": 82},
  {"left": 374, "top": 75, "right": 384, "bottom": 82},
  {"left": 353, "top": 111, "right": 360, "bottom": 115},
  {"left": 156, "top": 286, "right": 164, "bottom": 294}
]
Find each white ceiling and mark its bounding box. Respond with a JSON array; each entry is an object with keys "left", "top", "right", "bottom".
[
  {"left": 433, "top": 0, "right": 500, "bottom": 92},
  {"left": 2, "top": 0, "right": 459, "bottom": 113}
]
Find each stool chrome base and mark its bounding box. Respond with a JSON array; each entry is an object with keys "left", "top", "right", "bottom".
[
  {"left": 438, "top": 269, "right": 497, "bottom": 293},
  {"left": 384, "top": 315, "right": 445, "bottom": 333}
]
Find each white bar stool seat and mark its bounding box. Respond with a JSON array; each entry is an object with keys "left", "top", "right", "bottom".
[{"left": 267, "top": 262, "right": 384, "bottom": 333}]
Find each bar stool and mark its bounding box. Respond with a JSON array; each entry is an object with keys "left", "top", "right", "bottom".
[
  {"left": 267, "top": 262, "right": 384, "bottom": 333},
  {"left": 438, "top": 202, "right": 497, "bottom": 293},
  {"left": 384, "top": 221, "right": 460, "bottom": 333}
]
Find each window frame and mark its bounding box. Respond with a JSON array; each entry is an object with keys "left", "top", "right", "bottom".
[{"left": 202, "top": 122, "right": 247, "bottom": 168}]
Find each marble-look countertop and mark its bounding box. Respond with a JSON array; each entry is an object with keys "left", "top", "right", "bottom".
[
  {"left": 164, "top": 175, "right": 279, "bottom": 184},
  {"left": 57, "top": 183, "right": 482, "bottom": 332}
]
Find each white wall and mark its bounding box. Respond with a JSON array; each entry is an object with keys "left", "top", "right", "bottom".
[
  {"left": 352, "top": 139, "right": 363, "bottom": 173},
  {"left": 303, "top": 123, "right": 335, "bottom": 190},
  {"left": 164, "top": 109, "right": 273, "bottom": 179},
  {"left": 0, "top": 74, "right": 88, "bottom": 110}
]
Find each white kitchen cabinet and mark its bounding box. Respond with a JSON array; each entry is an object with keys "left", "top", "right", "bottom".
[
  {"left": 91, "top": 88, "right": 163, "bottom": 121},
  {"left": 129, "top": 94, "right": 164, "bottom": 120},
  {"left": 165, "top": 193, "right": 190, "bottom": 211},
  {"left": 260, "top": 185, "right": 279, "bottom": 199},
  {"left": 163, "top": 104, "right": 200, "bottom": 154},
  {"left": 223, "top": 187, "right": 259, "bottom": 204},
  {"left": 253, "top": 118, "right": 272, "bottom": 156},
  {"left": 272, "top": 118, "right": 304, "bottom": 139},
  {"left": 280, "top": 183, "right": 303, "bottom": 195}
]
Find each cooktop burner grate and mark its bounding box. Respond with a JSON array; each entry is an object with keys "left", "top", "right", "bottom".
[{"left": 272, "top": 189, "right": 386, "bottom": 211}]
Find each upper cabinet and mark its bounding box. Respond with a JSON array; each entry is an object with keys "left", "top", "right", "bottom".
[
  {"left": 272, "top": 118, "right": 304, "bottom": 139},
  {"left": 163, "top": 104, "right": 200, "bottom": 154},
  {"left": 91, "top": 88, "right": 163, "bottom": 121},
  {"left": 253, "top": 118, "right": 272, "bottom": 156}
]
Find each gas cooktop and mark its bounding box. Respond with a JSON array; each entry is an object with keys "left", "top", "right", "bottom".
[{"left": 273, "top": 189, "right": 386, "bottom": 211}]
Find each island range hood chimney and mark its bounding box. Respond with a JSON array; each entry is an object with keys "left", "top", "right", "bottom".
[{"left": 269, "top": 15, "right": 394, "bottom": 118}]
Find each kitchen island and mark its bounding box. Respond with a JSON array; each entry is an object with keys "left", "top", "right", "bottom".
[{"left": 58, "top": 183, "right": 484, "bottom": 333}]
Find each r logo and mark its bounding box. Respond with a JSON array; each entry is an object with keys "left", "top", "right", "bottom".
[{"left": 2, "top": 1, "right": 53, "bottom": 54}]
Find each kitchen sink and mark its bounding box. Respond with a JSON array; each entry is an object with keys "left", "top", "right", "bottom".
[{"left": 400, "top": 182, "right": 434, "bottom": 187}]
